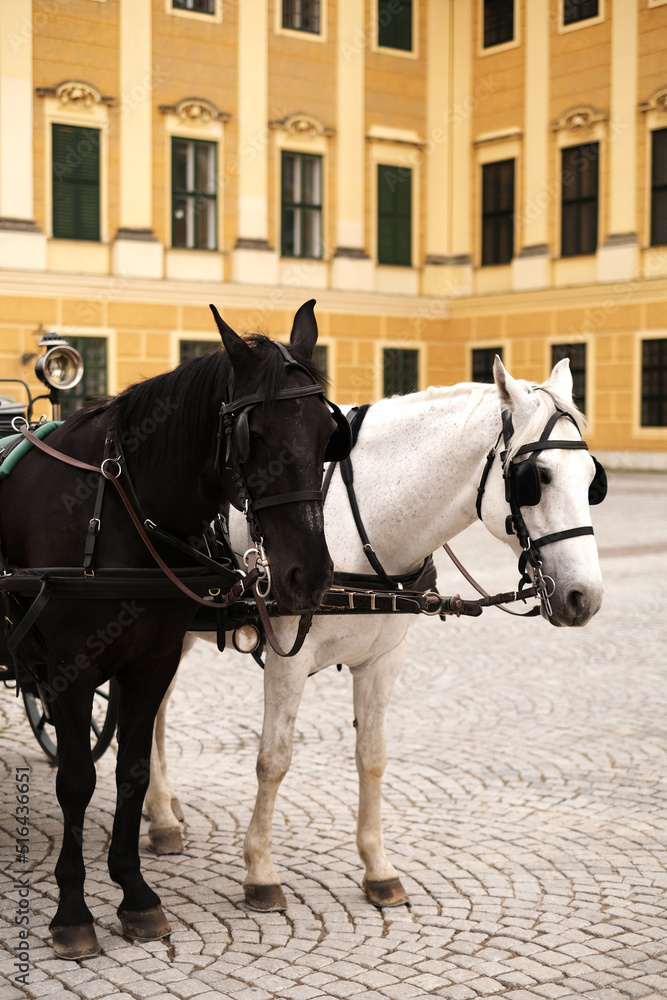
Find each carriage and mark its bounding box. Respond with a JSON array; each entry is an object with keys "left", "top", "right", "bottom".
[{"left": 0, "top": 305, "right": 606, "bottom": 960}]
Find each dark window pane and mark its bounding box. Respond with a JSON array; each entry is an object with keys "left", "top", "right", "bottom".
[
  {"left": 561, "top": 144, "right": 598, "bottom": 256},
  {"left": 59, "top": 337, "right": 107, "bottom": 418},
  {"left": 281, "top": 151, "right": 322, "bottom": 258},
  {"left": 378, "top": 0, "right": 412, "bottom": 51},
  {"left": 171, "top": 137, "right": 217, "bottom": 250},
  {"left": 377, "top": 164, "right": 412, "bottom": 266},
  {"left": 641, "top": 339, "right": 667, "bottom": 427},
  {"left": 282, "top": 0, "right": 320, "bottom": 33},
  {"left": 52, "top": 124, "right": 100, "bottom": 241},
  {"left": 312, "top": 343, "right": 328, "bottom": 377},
  {"left": 484, "top": 0, "right": 514, "bottom": 47},
  {"left": 551, "top": 343, "right": 587, "bottom": 413},
  {"left": 173, "top": 0, "right": 215, "bottom": 13},
  {"left": 383, "top": 348, "right": 419, "bottom": 396},
  {"left": 481, "top": 160, "right": 514, "bottom": 265},
  {"left": 472, "top": 347, "right": 502, "bottom": 384},
  {"left": 651, "top": 129, "right": 667, "bottom": 246},
  {"left": 179, "top": 340, "right": 220, "bottom": 363},
  {"left": 563, "top": 0, "right": 598, "bottom": 25}
]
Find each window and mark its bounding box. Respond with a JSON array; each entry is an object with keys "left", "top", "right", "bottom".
[
  {"left": 651, "top": 129, "right": 667, "bottom": 247},
  {"left": 481, "top": 159, "right": 514, "bottom": 265},
  {"left": 561, "top": 143, "right": 598, "bottom": 257},
  {"left": 472, "top": 347, "right": 503, "bottom": 384},
  {"left": 383, "top": 349, "right": 419, "bottom": 396},
  {"left": 378, "top": 0, "right": 412, "bottom": 51},
  {"left": 282, "top": 0, "right": 320, "bottom": 32},
  {"left": 52, "top": 124, "right": 100, "bottom": 241},
  {"left": 179, "top": 340, "right": 219, "bottom": 363},
  {"left": 281, "top": 152, "right": 323, "bottom": 258},
  {"left": 641, "top": 339, "right": 667, "bottom": 427},
  {"left": 377, "top": 165, "right": 412, "bottom": 266},
  {"left": 59, "top": 337, "right": 107, "bottom": 419},
  {"left": 552, "top": 343, "right": 586, "bottom": 413},
  {"left": 313, "top": 344, "right": 328, "bottom": 378},
  {"left": 172, "top": 0, "right": 215, "bottom": 13},
  {"left": 483, "top": 0, "right": 514, "bottom": 47},
  {"left": 563, "top": 0, "right": 598, "bottom": 25},
  {"left": 172, "top": 138, "right": 217, "bottom": 251}
]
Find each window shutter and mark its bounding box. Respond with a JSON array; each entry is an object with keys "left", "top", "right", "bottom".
[
  {"left": 378, "top": 0, "right": 412, "bottom": 50},
  {"left": 52, "top": 124, "right": 100, "bottom": 241},
  {"left": 378, "top": 165, "right": 412, "bottom": 266}
]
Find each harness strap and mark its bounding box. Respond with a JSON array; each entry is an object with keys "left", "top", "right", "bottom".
[
  {"left": 443, "top": 543, "right": 541, "bottom": 617},
  {"left": 18, "top": 426, "right": 257, "bottom": 610},
  {"left": 251, "top": 490, "right": 323, "bottom": 512},
  {"left": 7, "top": 579, "right": 52, "bottom": 652},
  {"left": 531, "top": 525, "right": 594, "bottom": 548}
]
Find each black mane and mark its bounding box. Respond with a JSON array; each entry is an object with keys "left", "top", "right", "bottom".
[{"left": 60, "top": 336, "right": 327, "bottom": 476}]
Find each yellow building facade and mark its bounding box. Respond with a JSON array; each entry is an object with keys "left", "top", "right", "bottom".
[{"left": 0, "top": 0, "right": 666, "bottom": 466}]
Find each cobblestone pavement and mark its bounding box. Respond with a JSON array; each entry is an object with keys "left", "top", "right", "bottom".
[{"left": 1, "top": 471, "right": 666, "bottom": 1000}]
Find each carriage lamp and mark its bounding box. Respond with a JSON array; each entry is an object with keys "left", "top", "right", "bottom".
[
  {"left": 33, "top": 333, "right": 84, "bottom": 421},
  {"left": 34, "top": 334, "right": 84, "bottom": 392}
]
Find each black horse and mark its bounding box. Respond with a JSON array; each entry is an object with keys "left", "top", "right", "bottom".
[{"left": 0, "top": 301, "right": 343, "bottom": 960}]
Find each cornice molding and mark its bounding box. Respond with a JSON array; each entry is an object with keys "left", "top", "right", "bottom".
[
  {"left": 36, "top": 80, "right": 116, "bottom": 108},
  {"left": 268, "top": 113, "right": 335, "bottom": 138},
  {"left": 551, "top": 105, "right": 609, "bottom": 133},
  {"left": 158, "top": 98, "right": 231, "bottom": 124},
  {"left": 639, "top": 87, "right": 667, "bottom": 113}
]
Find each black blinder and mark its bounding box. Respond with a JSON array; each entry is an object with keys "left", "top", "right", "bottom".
[
  {"left": 589, "top": 456, "right": 607, "bottom": 505},
  {"left": 324, "top": 403, "right": 353, "bottom": 463},
  {"left": 511, "top": 459, "right": 541, "bottom": 508},
  {"left": 233, "top": 410, "right": 250, "bottom": 465}
]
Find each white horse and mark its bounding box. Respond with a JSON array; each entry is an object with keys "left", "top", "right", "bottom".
[{"left": 145, "top": 357, "right": 604, "bottom": 909}]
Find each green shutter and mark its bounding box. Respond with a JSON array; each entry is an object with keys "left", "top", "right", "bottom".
[
  {"left": 377, "top": 165, "right": 412, "bottom": 266},
  {"left": 383, "top": 348, "right": 419, "bottom": 396},
  {"left": 52, "top": 124, "right": 100, "bottom": 241},
  {"left": 378, "top": 0, "right": 412, "bottom": 50}
]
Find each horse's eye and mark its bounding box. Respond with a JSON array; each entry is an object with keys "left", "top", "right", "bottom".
[{"left": 538, "top": 467, "right": 551, "bottom": 485}]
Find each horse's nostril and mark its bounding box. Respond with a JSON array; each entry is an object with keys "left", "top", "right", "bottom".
[{"left": 567, "top": 590, "right": 584, "bottom": 615}]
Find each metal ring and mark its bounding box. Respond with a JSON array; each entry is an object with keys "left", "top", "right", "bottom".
[
  {"left": 541, "top": 575, "right": 556, "bottom": 598},
  {"left": 421, "top": 592, "right": 443, "bottom": 616},
  {"left": 208, "top": 587, "right": 221, "bottom": 597},
  {"left": 11, "top": 416, "right": 28, "bottom": 431},
  {"left": 101, "top": 457, "right": 122, "bottom": 479}
]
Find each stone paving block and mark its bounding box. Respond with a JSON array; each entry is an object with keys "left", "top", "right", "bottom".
[{"left": 433, "top": 985, "right": 476, "bottom": 999}]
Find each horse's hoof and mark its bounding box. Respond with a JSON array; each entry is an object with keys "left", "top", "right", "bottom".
[
  {"left": 119, "top": 905, "right": 171, "bottom": 940},
  {"left": 149, "top": 825, "right": 184, "bottom": 854},
  {"left": 363, "top": 877, "right": 410, "bottom": 907},
  {"left": 171, "top": 797, "right": 185, "bottom": 822},
  {"left": 51, "top": 922, "right": 100, "bottom": 960},
  {"left": 244, "top": 883, "right": 287, "bottom": 911}
]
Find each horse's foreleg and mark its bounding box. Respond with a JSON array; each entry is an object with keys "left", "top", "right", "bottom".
[
  {"left": 351, "top": 642, "right": 409, "bottom": 908},
  {"left": 145, "top": 673, "right": 183, "bottom": 854},
  {"left": 243, "top": 654, "right": 310, "bottom": 912},
  {"left": 50, "top": 683, "right": 100, "bottom": 960},
  {"left": 108, "top": 652, "right": 180, "bottom": 942}
]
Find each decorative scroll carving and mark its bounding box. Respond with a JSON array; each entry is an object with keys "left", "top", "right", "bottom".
[
  {"left": 159, "top": 98, "right": 230, "bottom": 124},
  {"left": 551, "top": 105, "right": 609, "bottom": 133},
  {"left": 269, "top": 113, "right": 335, "bottom": 138},
  {"left": 639, "top": 87, "right": 667, "bottom": 113},
  {"left": 36, "top": 80, "right": 116, "bottom": 107}
]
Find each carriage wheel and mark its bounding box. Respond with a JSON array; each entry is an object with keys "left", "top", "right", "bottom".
[{"left": 23, "top": 678, "right": 119, "bottom": 764}]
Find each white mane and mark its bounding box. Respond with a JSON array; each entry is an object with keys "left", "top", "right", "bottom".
[{"left": 372, "top": 377, "right": 586, "bottom": 462}]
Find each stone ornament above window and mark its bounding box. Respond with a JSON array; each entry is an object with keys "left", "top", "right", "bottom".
[
  {"left": 159, "top": 98, "right": 231, "bottom": 124},
  {"left": 550, "top": 105, "right": 609, "bottom": 134},
  {"left": 36, "top": 80, "right": 116, "bottom": 107},
  {"left": 639, "top": 87, "right": 667, "bottom": 114},
  {"left": 269, "top": 113, "right": 335, "bottom": 138}
]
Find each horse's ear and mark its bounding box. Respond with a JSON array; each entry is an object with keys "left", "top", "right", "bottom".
[
  {"left": 493, "top": 355, "right": 521, "bottom": 411},
  {"left": 209, "top": 304, "right": 254, "bottom": 374},
  {"left": 543, "top": 357, "right": 574, "bottom": 403},
  {"left": 289, "top": 299, "right": 318, "bottom": 360}
]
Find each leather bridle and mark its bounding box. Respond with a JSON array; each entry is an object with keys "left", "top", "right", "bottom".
[{"left": 475, "top": 391, "right": 607, "bottom": 616}]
